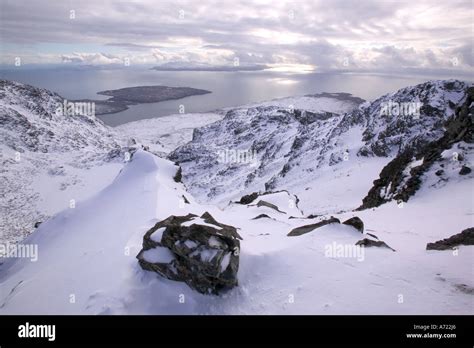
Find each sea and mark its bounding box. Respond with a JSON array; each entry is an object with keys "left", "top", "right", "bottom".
[{"left": 1, "top": 66, "right": 471, "bottom": 127}]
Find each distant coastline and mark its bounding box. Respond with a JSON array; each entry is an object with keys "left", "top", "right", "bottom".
[{"left": 73, "top": 85, "right": 211, "bottom": 115}]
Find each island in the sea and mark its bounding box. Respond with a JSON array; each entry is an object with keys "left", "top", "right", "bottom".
[{"left": 73, "top": 85, "right": 211, "bottom": 115}]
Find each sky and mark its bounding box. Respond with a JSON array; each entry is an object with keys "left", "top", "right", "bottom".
[{"left": 0, "top": 0, "right": 472, "bottom": 74}]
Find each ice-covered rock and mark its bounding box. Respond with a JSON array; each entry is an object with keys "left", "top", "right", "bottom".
[{"left": 137, "top": 212, "right": 241, "bottom": 294}]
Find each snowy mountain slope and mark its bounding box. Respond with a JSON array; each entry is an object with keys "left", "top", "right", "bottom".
[
  {"left": 168, "top": 93, "right": 365, "bottom": 207},
  {"left": 0, "top": 150, "right": 472, "bottom": 315},
  {"left": 0, "top": 80, "right": 131, "bottom": 244},
  {"left": 169, "top": 80, "right": 472, "bottom": 213}
]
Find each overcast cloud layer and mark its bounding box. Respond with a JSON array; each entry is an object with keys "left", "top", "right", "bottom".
[{"left": 0, "top": 0, "right": 472, "bottom": 73}]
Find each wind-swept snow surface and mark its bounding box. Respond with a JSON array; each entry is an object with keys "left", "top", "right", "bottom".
[{"left": 0, "top": 151, "right": 471, "bottom": 314}]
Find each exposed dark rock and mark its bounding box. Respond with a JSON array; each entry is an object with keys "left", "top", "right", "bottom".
[
  {"left": 288, "top": 217, "right": 340, "bottom": 236},
  {"left": 34, "top": 221, "right": 42, "bottom": 228},
  {"left": 293, "top": 109, "right": 336, "bottom": 125},
  {"left": 181, "top": 195, "right": 190, "bottom": 204},
  {"left": 173, "top": 167, "right": 182, "bottom": 183},
  {"left": 239, "top": 192, "right": 259, "bottom": 205},
  {"left": 366, "top": 233, "right": 379, "bottom": 240},
  {"left": 357, "top": 147, "right": 415, "bottom": 209},
  {"left": 435, "top": 169, "right": 444, "bottom": 176},
  {"left": 342, "top": 216, "right": 364, "bottom": 233},
  {"left": 137, "top": 212, "right": 241, "bottom": 294},
  {"left": 200, "top": 211, "right": 243, "bottom": 240},
  {"left": 252, "top": 214, "right": 272, "bottom": 220},
  {"left": 459, "top": 166, "right": 471, "bottom": 175},
  {"left": 426, "top": 227, "right": 474, "bottom": 250},
  {"left": 256, "top": 200, "right": 286, "bottom": 214},
  {"left": 289, "top": 214, "right": 319, "bottom": 220},
  {"left": 355, "top": 238, "right": 396, "bottom": 251}
]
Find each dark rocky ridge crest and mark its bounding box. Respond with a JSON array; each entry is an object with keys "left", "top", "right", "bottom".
[{"left": 426, "top": 227, "right": 474, "bottom": 250}]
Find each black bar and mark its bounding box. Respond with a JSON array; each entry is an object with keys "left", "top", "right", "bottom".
[{"left": 0, "top": 315, "right": 472, "bottom": 347}]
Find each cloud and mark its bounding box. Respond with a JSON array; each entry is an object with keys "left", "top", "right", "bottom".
[
  {"left": 61, "top": 52, "right": 123, "bottom": 65},
  {"left": 0, "top": 0, "right": 472, "bottom": 73}
]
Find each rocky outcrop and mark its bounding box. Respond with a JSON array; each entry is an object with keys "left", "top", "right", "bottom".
[
  {"left": 358, "top": 85, "right": 473, "bottom": 210},
  {"left": 252, "top": 214, "right": 272, "bottom": 220},
  {"left": 137, "top": 212, "right": 241, "bottom": 294},
  {"left": 256, "top": 200, "right": 286, "bottom": 214},
  {"left": 288, "top": 217, "right": 340, "bottom": 236},
  {"left": 459, "top": 166, "right": 471, "bottom": 175},
  {"left": 173, "top": 166, "right": 182, "bottom": 183},
  {"left": 342, "top": 216, "right": 364, "bottom": 233},
  {"left": 238, "top": 192, "right": 259, "bottom": 205},
  {"left": 356, "top": 238, "right": 396, "bottom": 251},
  {"left": 426, "top": 227, "right": 474, "bottom": 250}
]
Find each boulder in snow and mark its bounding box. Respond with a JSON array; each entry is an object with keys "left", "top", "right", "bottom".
[
  {"left": 287, "top": 217, "right": 340, "bottom": 236},
  {"left": 137, "top": 212, "right": 241, "bottom": 294},
  {"left": 238, "top": 192, "right": 259, "bottom": 205},
  {"left": 256, "top": 200, "right": 286, "bottom": 214},
  {"left": 342, "top": 216, "right": 364, "bottom": 233},
  {"left": 355, "top": 238, "right": 396, "bottom": 251},
  {"left": 459, "top": 166, "right": 471, "bottom": 175}
]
